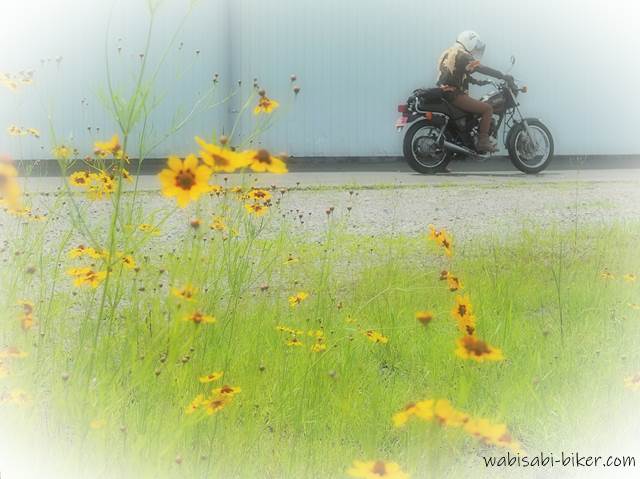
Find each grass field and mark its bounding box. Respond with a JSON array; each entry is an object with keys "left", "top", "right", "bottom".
[{"left": 1, "top": 180, "right": 639, "bottom": 478}]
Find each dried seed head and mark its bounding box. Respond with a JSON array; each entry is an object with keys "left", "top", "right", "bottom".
[
  {"left": 155, "top": 368, "right": 161, "bottom": 376},
  {"left": 219, "top": 135, "right": 229, "bottom": 146},
  {"left": 61, "top": 372, "right": 70, "bottom": 381},
  {"left": 290, "top": 74, "right": 297, "bottom": 82},
  {"left": 258, "top": 89, "right": 266, "bottom": 97},
  {"left": 293, "top": 85, "right": 301, "bottom": 95},
  {"left": 175, "top": 456, "right": 183, "bottom": 465}
]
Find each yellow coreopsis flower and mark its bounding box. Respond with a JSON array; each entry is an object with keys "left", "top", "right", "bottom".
[
  {"left": 288, "top": 291, "right": 309, "bottom": 307},
  {"left": 624, "top": 373, "right": 640, "bottom": 391},
  {"left": 52, "top": 145, "right": 72, "bottom": 160},
  {"left": 185, "top": 394, "right": 205, "bottom": 414},
  {"left": 69, "top": 171, "right": 92, "bottom": 188},
  {"left": 195, "top": 136, "right": 249, "bottom": 173},
  {"left": 182, "top": 311, "right": 216, "bottom": 325},
  {"left": 139, "top": 223, "right": 160, "bottom": 235},
  {"left": 433, "top": 399, "right": 469, "bottom": 428},
  {"left": 623, "top": 273, "right": 637, "bottom": 283},
  {"left": 415, "top": 311, "right": 434, "bottom": 326},
  {"left": 199, "top": 371, "right": 224, "bottom": 383},
  {"left": 94, "top": 134, "right": 121, "bottom": 158},
  {"left": 66, "top": 267, "right": 108, "bottom": 288},
  {"left": 287, "top": 338, "right": 304, "bottom": 347},
  {"left": 247, "top": 188, "right": 272, "bottom": 202},
  {"left": 210, "top": 215, "right": 227, "bottom": 231},
  {"left": 0, "top": 347, "right": 28, "bottom": 359},
  {"left": 451, "top": 294, "right": 476, "bottom": 336},
  {"left": 171, "top": 284, "right": 197, "bottom": 301},
  {"left": 244, "top": 202, "right": 269, "bottom": 217},
  {"left": 118, "top": 253, "right": 136, "bottom": 269},
  {"left": 158, "top": 155, "right": 212, "bottom": 208},
  {"left": 90, "top": 419, "right": 107, "bottom": 430},
  {"left": 212, "top": 385, "right": 241, "bottom": 396},
  {"left": 364, "top": 330, "right": 388, "bottom": 344},
  {"left": 253, "top": 93, "right": 280, "bottom": 115},
  {"left": 347, "top": 460, "right": 409, "bottom": 479},
  {"left": 463, "top": 417, "right": 524, "bottom": 453},
  {"left": 455, "top": 335, "right": 504, "bottom": 363},
  {"left": 600, "top": 270, "right": 615, "bottom": 280},
  {"left": 242, "top": 149, "right": 288, "bottom": 174},
  {"left": 0, "top": 161, "right": 21, "bottom": 210},
  {"left": 203, "top": 395, "right": 231, "bottom": 415}
]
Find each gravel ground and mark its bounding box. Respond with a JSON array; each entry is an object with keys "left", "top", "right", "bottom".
[{"left": 10, "top": 178, "right": 640, "bottom": 249}]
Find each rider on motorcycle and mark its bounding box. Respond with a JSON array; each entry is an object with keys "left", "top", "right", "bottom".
[{"left": 437, "top": 31, "right": 514, "bottom": 153}]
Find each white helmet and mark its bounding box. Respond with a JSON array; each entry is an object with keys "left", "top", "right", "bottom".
[{"left": 457, "top": 30, "right": 486, "bottom": 59}]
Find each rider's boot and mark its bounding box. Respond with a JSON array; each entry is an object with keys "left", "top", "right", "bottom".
[{"left": 477, "top": 135, "right": 497, "bottom": 154}]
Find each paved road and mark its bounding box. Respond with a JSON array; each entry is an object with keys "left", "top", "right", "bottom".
[{"left": 19, "top": 166, "right": 640, "bottom": 193}]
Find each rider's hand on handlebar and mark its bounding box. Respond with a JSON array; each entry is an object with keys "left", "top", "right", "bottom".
[{"left": 503, "top": 74, "right": 515, "bottom": 86}]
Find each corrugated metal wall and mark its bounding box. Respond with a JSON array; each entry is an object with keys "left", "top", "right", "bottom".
[{"left": 2, "top": 0, "right": 639, "bottom": 161}]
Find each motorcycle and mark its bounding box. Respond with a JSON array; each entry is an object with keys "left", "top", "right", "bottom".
[{"left": 395, "top": 58, "right": 554, "bottom": 174}]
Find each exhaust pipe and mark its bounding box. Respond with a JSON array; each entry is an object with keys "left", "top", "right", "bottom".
[{"left": 442, "top": 140, "right": 476, "bottom": 156}]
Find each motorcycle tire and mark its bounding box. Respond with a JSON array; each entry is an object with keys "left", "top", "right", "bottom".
[
  {"left": 507, "top": 119, "right": 554, "bottom": 174},
  {"left": 403, "top": 119, "right": 452, "bottom": 175}
]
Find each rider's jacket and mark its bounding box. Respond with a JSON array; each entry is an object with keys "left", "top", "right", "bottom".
[{"left": 436, "top": 44, "right": 480, "bottom": 96}]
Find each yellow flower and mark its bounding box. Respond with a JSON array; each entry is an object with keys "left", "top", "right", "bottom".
[
  {"left": 182, "top": 311, "right": 216, "bottom": 325},
  {"left": 90, "top": 419, "right": 106, "bottom": 430},
  {"left": 244, "top": 202, "right": 269, "bottom": 217},
  {"left": 284, "top": 255, "right": 299, "bottom": 265},
  {"left": 446, "top": 274, "right": 463, "bottom": 292},
  {"left": 212, "top": 385, "right": 241, "bottom": 396},
  {"left": 253, "top": 94, "right": 280, "bottom": 115},
  {"left": 171, "top": 284, "right": 197, "bottom": 301},
  {"left": 52, "top": 145, "right": 72, "bottom": 160},
  {"left": 7, "top": 125, "right": 25, "bottom": 136},
  {"left": 364, "top": 330, "right": 388, "bottom": 344},
  {"left": 195, "top": 136, "right": 249, "bottom": 173},
  {"left": 242, "top": 149, "right": 288, "bottom": 174},
  {"left": 121, "top": 168, "right": 133, "bottom": 183},
  {"left": 158, "top": 155, "right": 212, "bottom": 208},
  {"left": 392, "top": 401, "right": 435, "bottom": 427},
  {"left": 66, "top": 267, "right": 108, "bottom": 288},
  {"left": 451, "top": 295, "right": 476, "bottom": 336},
  {"left": 247, "top": 188, "right": 272, "bottom": 202},
  {"left": 0, "top": 389, "right": 32, "bottom": 407},
  {"left": 427, "top": 224, "right": 453, "bottom": 256},
  {"left": 210, "top": 215, "right": 227, "bottom": 231},
  {"left": 0, "top": 161, "right": 21, "bottom": 210},
  {"left": 185, "top": 394, "right": 205, "bottom": 414},
  {"left": 26, "top": 128, "right": 40, "bottom": 138},
  {"left": 288, "top": 292, "right": 309, "bottom": 307},
  {"left": 624, "top": 373, "right": 640, "bottom": 391},
  {"left": 311, "top": 341, "right": 327, "bottom": 353},
  {"left": 347, "top": 460, "right": 409, "bottom": 479},
  {"left": 623, "top": 273, "right": 637, "bottom": 283},
  {"left": 600, "top": 270, "right": 615, "bottom": 280},
  {"left": 118, "top": 253, "right": 136, "bottom": 269},
  {"left": 415, "top": 311, "right": 434, "bottom": 326},
  {"left": 0, "top": 347, "right": 28, "bottom": 359},
  {"left": 433, "top": 399, "right": 469, "bottom": 428},
  {"left": 94, "top": 134, "right": 122, "bottom": 158},
  {"left": 629, "top": 303, "right": 640, "bottom": 311},
  {"left": 203, "top": 396, "right": 230, "bottom": 415},
  {"left": 199, "top": 371, "right": 224, "bottom": 383},
  {"left": 69, "top": 171, "right": 92, "bottom": 188},
  {"left": 455, "top": 335, "right": 504, "bottom": 362},
  {"left": 20, "top": 314, "right": 35, "bottom": 331},
  {"left": 287, "top": 338, "right": 304, "bottom": 347},
  {"left": 463, "top": 417, "right": 523, "bottom": 453},
  {"left": 139, "top": 223, "right": 160, "bottom": 235}
]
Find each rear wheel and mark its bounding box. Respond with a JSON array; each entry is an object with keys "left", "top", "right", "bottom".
[
  {"left": 507, "top": 119, "right": 554, "bottom": 174},
  {"left": 403, "top": 120, "right": 451, "bottom": 174}
]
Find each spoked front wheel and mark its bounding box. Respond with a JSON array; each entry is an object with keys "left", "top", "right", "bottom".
[
  {"left": 403, "top": 120, "right": 451, "bottom": 174},
  {"left": 507, "top": 119, "right": 554, "bottom": 174}
]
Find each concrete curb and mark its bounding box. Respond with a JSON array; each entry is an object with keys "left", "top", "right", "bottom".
[{"left": 14, "top": 155, "right": 640, "bottom": 177}]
